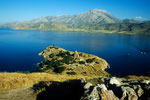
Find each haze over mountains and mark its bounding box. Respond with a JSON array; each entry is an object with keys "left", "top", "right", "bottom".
[{"left": 1, "top": 9, "right": 150, "bottom": 34}]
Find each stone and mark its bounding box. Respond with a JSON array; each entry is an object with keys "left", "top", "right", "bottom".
[
  {"left": 81, "top": 78, "right": 87, "bottom": 83},
  {"left": 97, "top": 84, "right": 107, "bottom": 91},
  {"left": 74, "top": 50, "right": 80, "bottom": 59},
  {"left": 80, "top": 86, "right": 100, "bottom": 100},
  {"left": 109, "top": 77, "right": 121, "bottom": 85},
  {"left": 140, "top": 80, "right": 150, "bottom": 84},
  {"left": 120, "top": 86, "right": 138, "bottom": 100},
  {"left": 136, "top": 85, "right": 144, "bottom": 97},
  {"left": 98, "top": 89, "right": 119, "bottom": 100},
  {"left": 84, "top": 83, "right": 92, "bottom": 89}
]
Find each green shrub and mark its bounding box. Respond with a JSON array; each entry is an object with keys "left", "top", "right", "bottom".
[
  {"left": 61, "top": 56, "right": 74, "bottom": 64},
  {"left": 79, "top": 53, "right": 82, "bottom": 56},
  {"left": 66, "top": 72, "right": 77, "bottom": 75},
  {"left": 79, "top": 61, "right": 85, "bottom": 64},
  {"left": 49, "top": 53, "right": 55, "bottom": 58},
  {"left": 38, "top": 68, "right": 45, "bottom": 72},
  {"left": 50, "top": 45, "right": 58, "bottom": 49},
  {"left": 52, "top": 60, "right": 62, "bottom": 67},
  {"left": 54, "top": 67, "right": 66, "bottom": 73},
  {"left": 86, "top": 58, "right": 96, "bottom": 63}
]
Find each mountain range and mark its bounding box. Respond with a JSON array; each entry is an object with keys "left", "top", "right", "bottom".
[{"left": 1, "top": 9, "right": 150, "bottom": 34}]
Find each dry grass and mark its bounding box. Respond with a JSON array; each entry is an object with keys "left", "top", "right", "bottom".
[
  {"left": 125, "top": 75, "right": 150, "bottom": 81},
  {"left": 0, "top": 72, "right": 102, "bottom": 90}
]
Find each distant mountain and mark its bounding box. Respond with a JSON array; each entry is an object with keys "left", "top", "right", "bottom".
[
  {"left": 90, "top": 22, "right": 150, "bottom": 34},
  {"left": 23, "top": 9, "right": 121, "bottom": 27},
  {"left": 14, "top": 22, "right": 68, "bottom": 30},
  {"left": 122, "top": 19, "right": 140, "bottom": 23},
  {"left": 0, "top": 9, "right": 150, "bottom": 35}
]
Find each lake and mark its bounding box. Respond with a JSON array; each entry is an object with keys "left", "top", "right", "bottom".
[{"left": 0, "top": 28, "right": 150, "bottom": 75}]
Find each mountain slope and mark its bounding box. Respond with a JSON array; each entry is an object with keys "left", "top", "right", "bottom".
[
  {"left": 0, "top": 9, "right": 150, "bottom": 34},
  {"left": 21, "top": 9, "right": 121, "bottom": 27},
  {"left": 14, "top": 22, "right": 68, "bottom": 30}
]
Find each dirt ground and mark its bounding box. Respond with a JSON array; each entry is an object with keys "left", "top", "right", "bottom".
[{"left": 0, "top": 87, "right": 36, "bottom": 100}]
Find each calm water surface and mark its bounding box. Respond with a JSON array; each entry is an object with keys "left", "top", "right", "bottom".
[{"left": 0, "top": 28, "right": 150, "bottom": 75}]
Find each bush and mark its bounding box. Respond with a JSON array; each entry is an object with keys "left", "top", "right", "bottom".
[
  {"left": 49, "top": 53, "right": 55, "bottom": 58},
  {"left": 61, "top": 56, "right": 74, "bottom": 64},
  {"left": 38, "top": 68, "right": 45, "bottom": 72},
  {"left": 86, "top": 58, "right": 96, "bottom": 63},
  {"left": 54, "top": 67, "right": 66, "bottom": 73},
  {"left": 58, "top": 51, "right": 71, "bottom": 57},
  {"left": 79, "top": 53, "right": 82, "bottom": 56},
  {"left": 79, "top": 61, "right": 85, "bottom": 64},
  {"left": 66, "top": 72, "right": 77, "bottom": 75}
]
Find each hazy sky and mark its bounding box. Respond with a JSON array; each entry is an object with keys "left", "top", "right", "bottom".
[{"left": 0, "top": 0, "right": 150, "bottom": 23}]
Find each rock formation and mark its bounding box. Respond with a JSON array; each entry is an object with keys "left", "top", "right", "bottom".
[
  {"left": 74, "top": 50, "right": 80, "bottom": 59},
  {"left": 80, "top": 77, "right": 150, "bottom": 100}
]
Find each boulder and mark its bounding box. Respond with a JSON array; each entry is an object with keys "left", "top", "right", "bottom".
[
  {"left": 84, "top": 83, "right": 92, "bottom": 89},
  {"left": 120, "top": 86, "right": 138, "bottom": 100},
  {"left": 109, "top": 77, "right": 121, "bottom": 85}
]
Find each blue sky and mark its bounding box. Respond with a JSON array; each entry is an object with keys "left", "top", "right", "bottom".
[{"left": 0, "top": 0, "right": 150, "bottom": 23}]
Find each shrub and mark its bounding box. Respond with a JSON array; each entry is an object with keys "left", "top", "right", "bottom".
[
  {"left": 54, "top": 67, "right": 66, "bottom": 73},
  {"left": 49, "top": 53, "right": 54, "bottom": 58},
  {"left": 52, "top": 60, "right": 62, "bottom": 67},
  {"left": 66, "top": 72, "right": 77, "bottom": 75},
  {"left": 86, "top": 58, "right": 96, "bottom": 63},
  {"left": 61, "top": 56, "right": 74, "bottom": 64},
  {"left": 79, "top": 61, "right": 85, "bottom": 64},
  {"left": 79, "top": 53, "right": 82, "bottom": 56},
  {"left": 38, "top": 68, "right": 45, "bottom": 72}
]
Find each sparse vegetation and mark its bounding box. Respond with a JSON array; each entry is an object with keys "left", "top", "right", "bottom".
[
  {"left": 38, "top": 46, "right": 109, "bottom": 76},
  {"left": 54, "top": 67, "right": 66, "bottom": 73},
  {"left": 86, "top": 58, "right": 96, "bottom": 63},
  {"left": 66, "top": 72, "right": 77, "bottom": 75},
  {"left": 79, "top": 61, "right": 85, "bottom": 64},
  {"left": 0, "top": 72, "right": 99, "bottom": 90}
]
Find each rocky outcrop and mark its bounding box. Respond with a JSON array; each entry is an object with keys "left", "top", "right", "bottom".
[
  {"left": 80, "top": 77, "right": 150, "bottom": 100},
  {"left": 38, "top": 45, "right": 109, "bottom": 76},
  {"left": 74, "top": 50, "right": 80, "bottom": 59}
]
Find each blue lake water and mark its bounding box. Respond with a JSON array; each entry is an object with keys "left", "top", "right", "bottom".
[{"left": 0, "top": 28, "right": 150, "bottom": 75}]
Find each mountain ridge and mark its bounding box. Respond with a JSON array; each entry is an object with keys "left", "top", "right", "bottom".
[{"left": 0, "top": 9, "right": 150, "bottom": 34}]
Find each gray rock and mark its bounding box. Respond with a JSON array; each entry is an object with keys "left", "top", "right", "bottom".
[
  {"left": 136, "top": 85, "right": 144, "bottom": 97},
  {"left": 84, "top": 83, "right": 92, "bottom": 89},
  {"left": 109, "top": 77, "right": 121, "bottom": 85},
  {"left": 97, "top": 84, "right": 107, "bottom": 91},
  {"left": 120, "top": 86, "right": 138, "bottom": 100},
  {"left": 140, "top": 80, "right": 150, "bottom": 84},
  {"left": 81, "top": 78, "right": 87, "bottom": 83},
  {"left": 80, "top": 86, "right": 100, "bottom": 100}
]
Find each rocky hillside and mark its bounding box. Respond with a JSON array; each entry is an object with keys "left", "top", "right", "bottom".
[
  {"left": 89, "top": 22, "right": 150, "bottom": 35},
  {"left": 38, "top": 45, "right": 109, "bottom": 76},
  {"left": 13, "top": 22, "right": 68, "bottom": 30},
  {"left": 1, "top": 9, "right": 150, "bottom": 34},
  {"left": 81, "top": 77, "right": 150, "bottom": 100},
  {"left": 24, "top": 9, "right": 121, "bottom": 26}
]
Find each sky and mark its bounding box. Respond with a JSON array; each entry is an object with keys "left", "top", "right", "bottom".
[{"left": 0, "top": 0, "right": 150, "bottom": 23}]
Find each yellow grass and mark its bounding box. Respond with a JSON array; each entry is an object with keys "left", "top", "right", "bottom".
[
  {"left": 125, "top": 75, "right": 150, "bottom": 81},
  {"left": 0, "top": 72, "right": 102, "bottom": 90}
]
